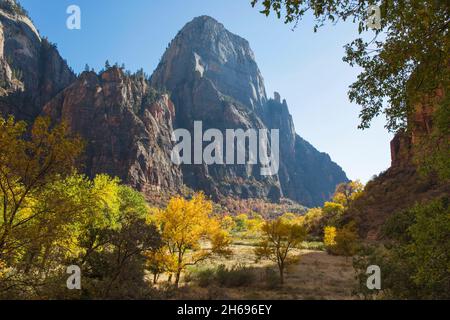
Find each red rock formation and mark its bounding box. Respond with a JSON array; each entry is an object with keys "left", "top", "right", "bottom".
[{"left": 43, "top": 68, "right": 183, "bottom": 193}]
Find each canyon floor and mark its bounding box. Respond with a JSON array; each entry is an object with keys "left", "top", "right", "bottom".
[{"left": 171, "top": 239, "right": 358, "bottom": 300}]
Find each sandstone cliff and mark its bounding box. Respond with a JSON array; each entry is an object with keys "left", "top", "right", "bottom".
[
  {"left": 43, "top": 68, "right": 183, "bottom": 193},
  {"left": 0, "top": 0, "right": 75, "bottom": 121},
  {"left": 151, "top": 16, "right": 348, "bottom": 206}
]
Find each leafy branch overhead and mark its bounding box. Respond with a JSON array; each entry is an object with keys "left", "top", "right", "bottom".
[{"left": 251, "top": 0, "right": 450, "bottom": 132}]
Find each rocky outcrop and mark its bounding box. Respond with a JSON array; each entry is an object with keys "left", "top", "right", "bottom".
[
  {"left": 151, "top": 16, "right": 348, "bottom": 206},
  {"left": 0, "top": 0, "right": 75, "bottom": 121},
  {"left": 43, "top": 68, "right": 183, "bottom": 192},
  {"left": 390, "top": 131, "right": 412, "bottom": 168}
]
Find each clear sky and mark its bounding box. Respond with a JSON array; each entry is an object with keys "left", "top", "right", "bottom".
[{"left": 18, "top": 0, "right": 393, "bottom": 183}]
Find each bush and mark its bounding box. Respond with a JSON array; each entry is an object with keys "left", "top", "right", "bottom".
[
  {"left": 192, "top": 268, "right": 216, "bottom": 288},
  {"left": 190, "top": 264, "right": 257, "bottom": 288},
  {"left": 233, "top": 214, "right": 249, "bottom": 232},
  {"left": 216, "top": 264, "right": 256, "bottom": 287}
]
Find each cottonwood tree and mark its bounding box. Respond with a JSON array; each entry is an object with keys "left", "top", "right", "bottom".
[
  {"left": 0, "top": 116, "right": 83, "bottom": 261},
  {"left": 154, "top": 193, "right": 231, "bottom": 287},
  {"left": 255, "top": 218, "right": 306, "bottom": 284},
  {"left": 333, "top": 180, "right": 364, "bottom": 207}
]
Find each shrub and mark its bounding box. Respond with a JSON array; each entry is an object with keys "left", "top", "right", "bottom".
[
  {"left": 216, "top": 264, "right": 256, "bottom": 287},
  {"left": 192, "top": 268, "right": 216, "bottom": 288},
  {"left": 190, "top": 264, "right": 257, "bottom": 288}
]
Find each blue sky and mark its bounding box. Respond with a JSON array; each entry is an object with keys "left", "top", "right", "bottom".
[{"left": 19, "top": 0, "right": 393, "bottom": 183}]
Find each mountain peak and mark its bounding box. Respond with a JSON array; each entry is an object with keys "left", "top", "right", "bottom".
[
  {"left": 181, "top": 15, "right": 226, "bottom": 34},
  {"left": 152, "top": 15, "right": 266, "bottom": 111},
  {"left": 0, "top": 0, "right": 28, "bottom": 17},
  {"left": 189, "top": 15, "right": 222, "bottom": 26},
  {"left": 175, "top": 15, "right": 250, "bottom": 53}
]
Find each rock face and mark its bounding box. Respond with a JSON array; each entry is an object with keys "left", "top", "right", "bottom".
[
  {"left": 151, "top": 16, "right": 348, "bottom": 206},
  {"left": 0, "top": 1, "right": 75, "bottom": 121},
  {"left": 43, "top": 68, "right": 183, "bottom": 192}
]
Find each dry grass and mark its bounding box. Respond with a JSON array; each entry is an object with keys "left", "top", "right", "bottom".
[{"left": 175, "top": 239, "right": 358, "bottom": 300}]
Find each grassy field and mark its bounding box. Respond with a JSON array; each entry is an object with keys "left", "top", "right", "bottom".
[{"left": 172, "top": 237, "right": 358, "bottom": 300}]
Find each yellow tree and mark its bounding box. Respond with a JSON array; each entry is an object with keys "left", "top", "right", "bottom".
[
  {"left": 332, "top": 180, "right": 364, "bottom": 207},
  {"left": 255, "top": 218, "right": 306, "bottom": 284},
  {"left": 0, "top": 116, "right": 83, "bottom": 260},
  {"left": 220, "top": 215, "right": 236, "bottom": 232},
  {"left": 323, "top": 226, "right": 337, "bottom": 249},
  {"left": 155, "top": 193, "right": 231, "bottom": 287}
]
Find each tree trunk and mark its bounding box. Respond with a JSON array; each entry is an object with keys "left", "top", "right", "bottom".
[
  {"left": 278, "top": 263, "right": 284, "bottom": 285},
  {"left": 153, "top": 273, "right": 159, "bottom": 284},
  {"left": 175, "top": 269, "right": 182, "bottom": 288}
]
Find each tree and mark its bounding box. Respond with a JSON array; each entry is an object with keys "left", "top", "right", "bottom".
[
  {"left": 246, "top": 214, "right": 264, "bottom": 234},
  {"left": 234, "top": 214, "right": 249, "bottom": 232},
  {"left": 0, "top": 116, "right": 163, "bottom": 299},
  {"left": 300, "top": 207, "right": 325, "bottom": 236},
  {"left": 146, "top": 248, "right": 175, "bottom": 284},
  {"left": 255, "top": 218, "right": 306, "bottom": 284},
  {"left": 251, "top": 1, "right": 449, "bottom": 132},
  {"left": 154, "top": 193, "right": 231, "bottom": 287},
  {"left": 414, "top": 93, "right": 450, "bottom": 181},
  {"left": 323, "top": 226, "right": 337, "bottom": 249},
  {"left": 323, "top": 201, "right": 345, "bottom": 216},
  {"left": 324, "top": 223, "right": 359, "bottom": 256},
  {"left": 84, "top": 64, "right": 90, "bottom": 72},
  {"left": 104, "top": 60, "right": 111, "bottom": 69},
  {"left": 220, "top": 215, "right": 236, "bottom": 232},
  {"left": 0, "top": 116, "right": 83, "bottom": 261},
  {"left": 332, "top": 180, "right": 364, "bottom": 207},
  {"left": 85, "top": 219, "right": 161, "bottom": 299}
]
